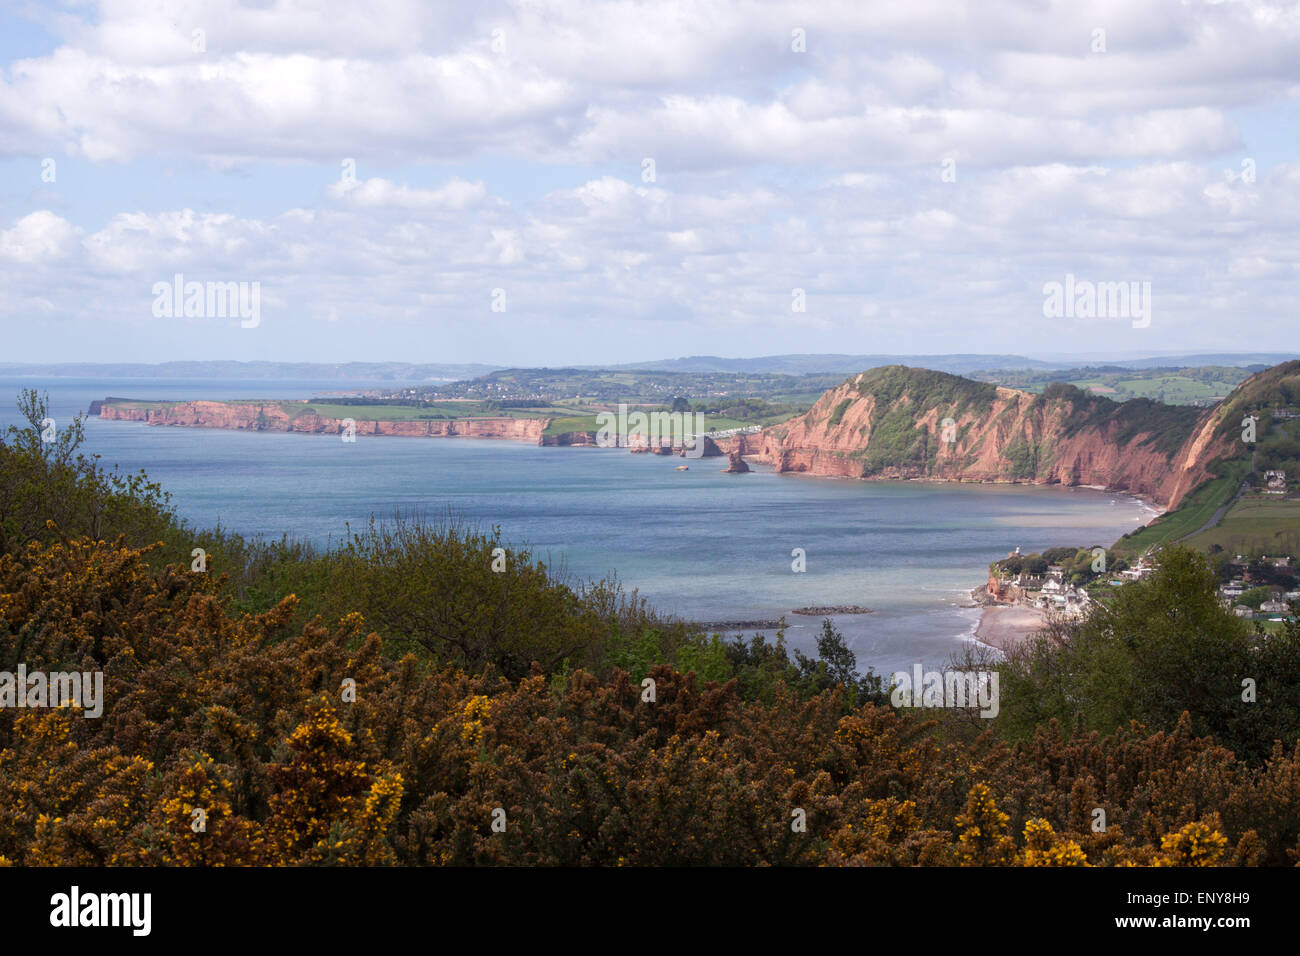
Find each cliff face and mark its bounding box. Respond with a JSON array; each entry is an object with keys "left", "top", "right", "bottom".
[
  {"left": 724, "top": 366, "right": 1236, "bottom": 510},
  {"left": 99, "top": 401, "right": 550, "bottom": 443},
  {"left": 100, "top": 401, "right": 731, "bottom": 453}
]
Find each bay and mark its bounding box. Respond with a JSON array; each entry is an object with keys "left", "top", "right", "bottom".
[{"left": 0, "top": 376, "right": 1151, "bottom": 676}]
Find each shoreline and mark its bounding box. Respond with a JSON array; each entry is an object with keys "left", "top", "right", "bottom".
[
  {"left": 973, "top": 604, "right": 1048, "bottom": 653},
  {"left": 745, "top": 466, "right": 1168, "bottom": 512}
]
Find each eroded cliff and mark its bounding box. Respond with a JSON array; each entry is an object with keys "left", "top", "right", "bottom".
[{"left": 721, "top": 366, "right": 1237, "bottom": 509}]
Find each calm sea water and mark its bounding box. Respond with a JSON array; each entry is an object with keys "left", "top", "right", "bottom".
[{"left": 0, "top": 376, "right": 1152, "bottom": 674}]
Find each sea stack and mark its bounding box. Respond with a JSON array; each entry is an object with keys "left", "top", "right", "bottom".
[{"left": 723, "top": 452, "right": 750, "bottom": 474}]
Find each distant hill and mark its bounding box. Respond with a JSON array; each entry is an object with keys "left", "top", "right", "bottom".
[
  {"left": 0, "top": 361, "right": 502, "bottom": 382},
  {"left": 1079, "top": 354, "right": 1297, "bottom": 370},
  {"left": 602, "top": 354, "right": 1058, "bottom": 375},
  {"left": 5, "top": 354, "right": 1292, "bottom": 380},
  {"left": 601, "top": 353, "right": 1297, "bottom": 375}
]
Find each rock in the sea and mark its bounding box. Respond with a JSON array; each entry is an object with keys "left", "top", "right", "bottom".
[
  {"left": 792, "top": 605, "right": 872, "bottom": 615},
  {"left": 722, "top": 451, "right": 750, "bottom": 474}
]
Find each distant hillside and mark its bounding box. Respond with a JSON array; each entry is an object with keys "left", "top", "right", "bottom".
[
  {"left": 0, "top": 361, "right": 501, "bottom": 382},
  {"left": 1204, "top": 359, "right": 1300, "bottom": 442},
  {"left": 1068, "top": 353, "right": 1297, "bottom": 370},
  {"left": 605, "top": 353, "right": 1297, "bottom": 376},
  {"left": 6, "top": 354, "right": 1290, "bottom": 381},
  {"left": 605, "top": 354, "right": 1056, "bottom": 375}
]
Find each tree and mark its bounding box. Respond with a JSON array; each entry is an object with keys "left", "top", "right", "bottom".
[
  {"left": 997, "top": 546, "right": 1300, "bottom": 762},
  {"left": 325, "top": 516, "right": 610, "bottom": 678},
  {"left": 792, "top": 619, "right": 886, "bottom": 707},
  {"left": 0, "top": 390, "right": 173, "bottom": 553},
  {"left": 1023, "top": 555, "right": 1049, "bottom": 575}
]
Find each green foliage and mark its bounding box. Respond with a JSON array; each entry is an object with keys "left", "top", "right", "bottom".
[
  {"left": 1117, "top": 471, "right": 1242, "bottom": 556},
  {"left": 320, "top": 517, "right": 608, "bottom": 678},
  {"left": 841, "top": 366, "right": 998, "bottom": 471},
  {"left": 0, "top": 389, "right": 176, "bottom": 554},
  {"left": 1040, "top": 383, "right": 1202, "bottom": 459},
  {"left": 861, "top": 403, "right": 929, "bottom": 470},
  {"left": 791, "top": 618, "right": 887, "bottom": 709},
  {"left": 1000, "top": 438, "right": 1038, "bottom": 479},
  {"left": 828, "top": 398, "right": 853, "bottom": 426},
  {"left": 1212, "top": 360, "right": 1300, "bottom": 440},
  {"left": 853, "top": 365, "right": 998, "bottom": 417},
  {"left": 1042, "top": 546, "right": 1078, "bottom": 564},
  {"left": 1238, "top": 586, "right": 1273, "bottom": 609}
]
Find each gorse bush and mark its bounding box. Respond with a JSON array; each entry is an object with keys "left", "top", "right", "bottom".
[
  {"left": 3, "top": 531, "right": 1298, "bottom": 865},
  {"left": 321, "top": 517, "right": 606, "bottom": 678}
]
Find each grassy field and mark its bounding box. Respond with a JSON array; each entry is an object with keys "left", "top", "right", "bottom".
[
  {"left": 1059, "top": 376, "right": 1230, "bottom": 404},
  {"left": 982, "top": 366, "right": 1251, "bottom": 405},
  {"left": 107, "top": 398, "right": 565, "bottom": 422},
  {"left": 1182, "top": 497, "right": 1300, "bottom": 555},
  {"left": 1114, "top": 470, "right": 1241, "bottom": 554},
  {"left": 1108, "top": 375, "right": 1232, "bottom": 403},
  {"left": 294, "top": 402, "right": 565, "bottom": 422}
]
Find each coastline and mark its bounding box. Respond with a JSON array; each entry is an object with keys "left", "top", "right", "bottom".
[{"left": 93, "top": 399, "right": 1176, "bottom": 518}]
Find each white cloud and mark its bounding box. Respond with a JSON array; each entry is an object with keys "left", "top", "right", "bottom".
[
  {"left": 1, "top": 0, "right": 1295, "bottom": 167},
  {"left": 0, "top": 211, "right": 81, "bottom": 264}
]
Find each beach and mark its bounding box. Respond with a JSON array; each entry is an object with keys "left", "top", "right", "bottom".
[{"left": 975, "top": 605, "right": 1047, "bottom": 653}]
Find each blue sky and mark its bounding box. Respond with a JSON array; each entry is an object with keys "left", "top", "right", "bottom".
[{"left": 1, "top": 0, "right": 1298, "bottom": 365}]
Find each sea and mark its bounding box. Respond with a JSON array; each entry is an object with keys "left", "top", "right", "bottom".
[{"left": 0, "top": 376, "right": 1153, "bottom": 676}]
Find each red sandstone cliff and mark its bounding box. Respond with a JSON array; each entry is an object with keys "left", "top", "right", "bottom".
[
  {"left": 99, "top": 400, "right": 550, "bottom": 443},
  {"left": 716, "top": 367, "right": 1236, "bottom": 510}
]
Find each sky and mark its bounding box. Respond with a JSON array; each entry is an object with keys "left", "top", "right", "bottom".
[{"left": 0, "top": 0, "right": 1298, "bottom": 366}]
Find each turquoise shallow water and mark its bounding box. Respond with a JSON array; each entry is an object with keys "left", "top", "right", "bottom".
[{"left": 0, "top": 377, "right": 1152, "bottom": 675}]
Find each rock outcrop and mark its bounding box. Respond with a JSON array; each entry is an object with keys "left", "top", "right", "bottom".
[{"left": 722, "top": 451, "right": 750, "bottom": 474}]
